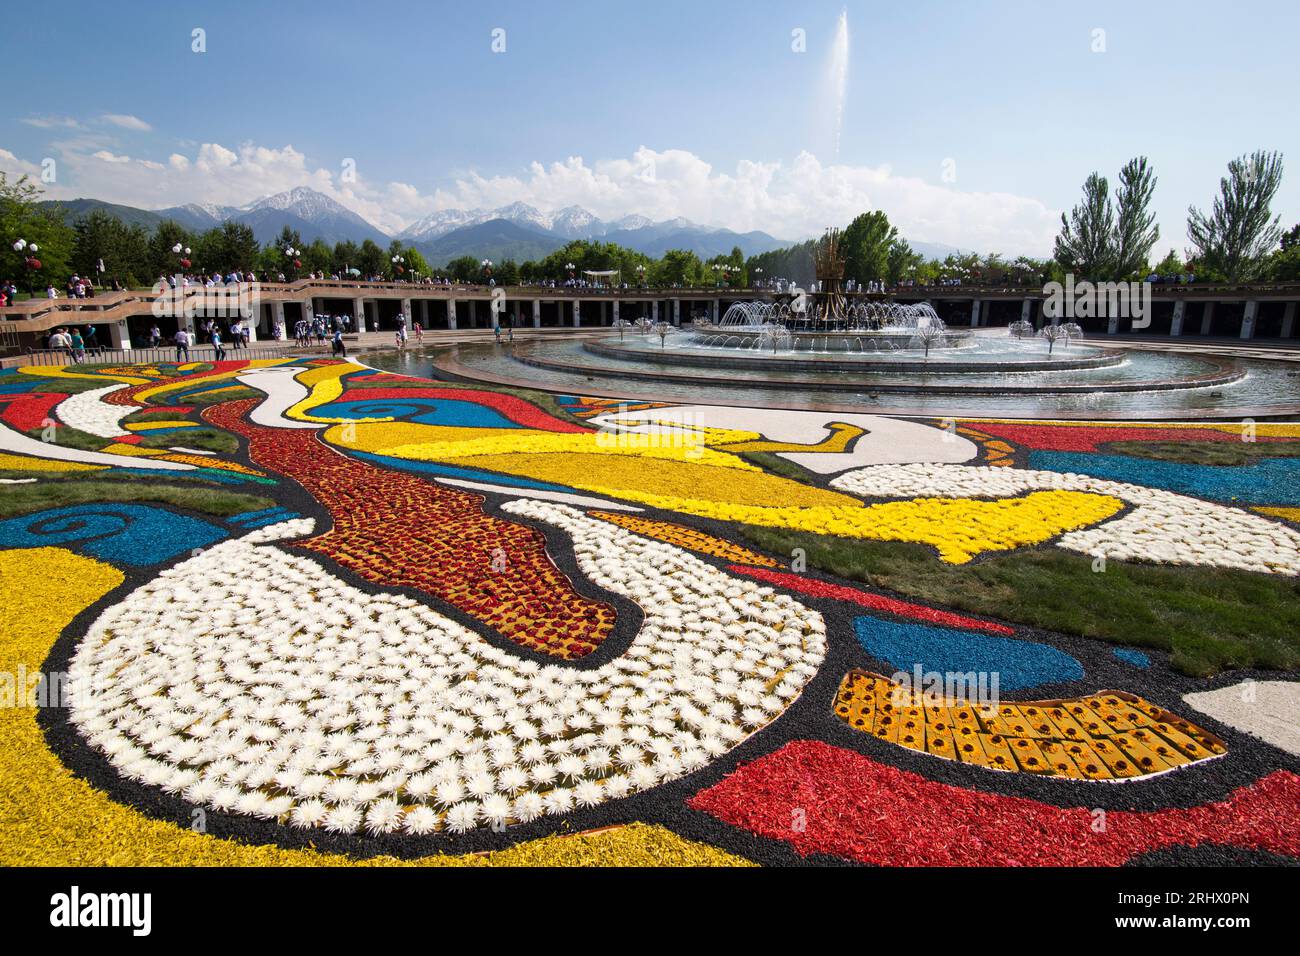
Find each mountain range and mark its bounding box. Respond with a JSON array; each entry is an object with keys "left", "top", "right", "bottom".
[{"left": 40, "top": 186, "right": 965, "bottom": 265}]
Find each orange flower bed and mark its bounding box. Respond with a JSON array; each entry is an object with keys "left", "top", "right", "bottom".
[{"left": 205, "top": 399, "right": 615, "bottom": 658}]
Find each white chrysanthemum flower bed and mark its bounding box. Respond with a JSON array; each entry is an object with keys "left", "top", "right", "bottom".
[
  {"left": 55, "top": 384, "right": 132, "bottom": 438},
  {"left": 67, "top": 510, "right": 825, "bottom": 835},
  {"left": 831, "top": 463, "right": 1300, "bottom": 576}
]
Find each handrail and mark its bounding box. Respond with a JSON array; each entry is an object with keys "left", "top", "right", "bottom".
[
  {"left": 16, "top": 345, "right": 291, "bottom": 367},
  {"left": 7, "top": 277, "right": 1300, "bottom": 332}
]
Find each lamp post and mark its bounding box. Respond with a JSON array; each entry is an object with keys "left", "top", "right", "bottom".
[
  {"left": 565, "top": 261, "right": 575, "bottom": 285},
  {"left": 283, "top": 246, "right": 301, "bottom": 281},
  {"left": 391, "top": 254, "right": 406, "bottom": 281},
  {"left": 635, "top": 263, "right": 646, "bottom": 288},
  {"left": 12, "top": 239, "right": 42, "bottom": 296}
]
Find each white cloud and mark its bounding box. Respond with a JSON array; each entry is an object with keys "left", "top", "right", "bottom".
[
  {"left": 1, "top": 137, "right": 1060, "bottom": 255},
  {"left": 101, "top": 113, "right": 152, "bottom": 132},
  {"left": 20, "top": 116, "right": 81, "bottom": 129},
  {"left": 437, "top": 147, "right": 1060, "bottom": 255},
  {"left": 0, "top": 148, "right": 42, "bottom": 179}
]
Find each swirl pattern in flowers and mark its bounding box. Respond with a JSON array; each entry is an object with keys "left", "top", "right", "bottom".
[{"left": 2, "top": 358, "right": 1298, "bottom": 866}]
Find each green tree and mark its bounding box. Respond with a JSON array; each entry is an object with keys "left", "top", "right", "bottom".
[
  {"left": 656, "top": 248, "right": 706, "bottom": 287},
  {"left": 884, "top": 240, "right": 922, "bottom": 284},
  {"left": 303, "top": 239, "right": 333, "bottom": 275},
  {"left": 148, "top": 219, "right": 195, "bottom": 281},
  {"left": 332, "top": 240, "right": 360, "bottom": 277},
  {"left": 356, "top": 239, "right": 385, "bottom": 277},
  {"left": 841, "top": 211, "right": 897, "bottom": 285},
  {"left": 403, "top": 246, "right": 430, "bottom": 279},
  {"left": 193, "top": 221, "right": 259, "bottom": 275},
  {"left": 1152, "top": 248, "right": 1185, "bottom": 275},
  {"left": 1267, "top": 223, "right": 1300, "bottom": 280},
  {"left": 446, "top": 255, "right": 479, "bottom": 282},
  {"left": 1055, "top": 172, "right": 1115, "bottom": 278},
  {"left": 0, "top": 172, "right": 75, "bottom": 294},
  {"left": 1187, "top": 150, "right": 1285, "bottom": 282},
  {"left": 1113, "top": 156, "right": 1160, "bottom": 278},
  {"left": 72, "top": 210, "right": 150, "bottom": 287}
]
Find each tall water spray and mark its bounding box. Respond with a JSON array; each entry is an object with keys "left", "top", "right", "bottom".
[{"left": 828, "top": 9, "right": 850, "bottom": 159}]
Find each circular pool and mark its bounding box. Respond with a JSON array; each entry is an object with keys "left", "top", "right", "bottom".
[{"left": 362, "top": 332, "right": 1300, "bottom": 420}]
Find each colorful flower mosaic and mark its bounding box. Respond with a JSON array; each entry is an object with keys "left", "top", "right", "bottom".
[
  {"left": 1, "top": 359, "right": 1297, "bottom": 867},
  {"left": 833, "top": 670, "right": 1226, "bottom": 779}
]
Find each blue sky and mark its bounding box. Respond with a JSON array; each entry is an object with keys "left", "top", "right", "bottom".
[{"left": 2, "top": 0, "right": 1296, "bottom": 256}]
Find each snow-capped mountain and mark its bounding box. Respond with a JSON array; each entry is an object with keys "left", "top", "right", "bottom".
[
  {"left": 549, "top": 205, "right": 606, "bottom": 239},
  {"left": 154, "top": 187, "right": 386, "bottom": 246},
  {"left": 56, "top": 185, "right": 796, "bottom": 264},
  {"left": 234, "top": 188, "right": 383, "bottom": 245},
  {"left": 609, "top": 213, "right": 654, "bottom": 232},
  {"left": 398, "top": 202, "right": 579, "bottom": 243},
  {"left": 395, "top": 208, "right": 486, "bottom": 242},
  {"left": 154, "top": 201, "right": 241, "bottom": 229}
]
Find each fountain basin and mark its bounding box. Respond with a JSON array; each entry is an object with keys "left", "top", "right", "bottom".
[{"left": 585, "top": 338, "right": 1127, "bottom": 374}]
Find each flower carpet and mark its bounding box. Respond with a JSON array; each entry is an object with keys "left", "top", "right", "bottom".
[{"left": 1, "top": 357, "right": 1297, "bottom": 867}]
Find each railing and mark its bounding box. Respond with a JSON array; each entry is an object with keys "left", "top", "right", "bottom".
[{"left": 17, "top": 346, "right": 290, "bottom": 367}]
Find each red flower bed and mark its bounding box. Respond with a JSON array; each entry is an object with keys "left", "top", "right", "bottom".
[
  {"left": 205, "top": 399, "right": 615, "bottom": 659},
  {"left": 727, "top": 565, "right": 1014, "bottom": 635},
  {"left": 689, "top": 739, "right": 1300, "bottom": 866},
  {"left": 972, "top": 422, "right": 1296, "bottom": 453},
  {"left": 0, "top": 391, "right": 63, "bottom": 431}
]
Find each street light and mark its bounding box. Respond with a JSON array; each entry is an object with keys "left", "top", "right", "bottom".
[
  {"left": 391, "top": 254, "right": 406, "bottom": 280},
  {"left": 13, "top": 239, "right": 42, "bottom": 295}
]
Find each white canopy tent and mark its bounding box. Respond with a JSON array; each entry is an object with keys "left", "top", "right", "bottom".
[{"left": 582, "top": 269, "right": 619, "bottom": 288}]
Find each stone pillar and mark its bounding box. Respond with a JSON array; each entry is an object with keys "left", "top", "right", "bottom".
[
  {"left": 1169, "top": 300, "right": 1185, "bottom": 336},
  {"left": 1199, "top": 301, "right": 1215, "bottom": 335},
  {"left": 420, "top": 300, "right": 429, "bottom": 328},
  {"left": 533, "top": 299, "right": 541, "bottom": 328},
  {"left": 447, "top": 299, "right": 458, "bottom": 330},
  {"left": 1020, "top": 299, "right": 1032, "bottom": 323},
  {"left": 303, "top": 299, "right": 314, "bottom": 327},
  {"left": 712, "top": 298, "right": 720, "bottom": 322},
  {"left": 612, "top": 299, "right": 620, "bottom": 325},
  {"left": 651, "top": 300, "right": 658, "bottom": 323},
  {"left": 1106, "top": 311, "right": 1120, "bottom": 334},
  {"left": 276, "top": 301, "right": 289, "bottom": 337},
  {"left": 970, "top": 299, "right": 981, "bottom": 327},
  {"left": 401, "top": 298, "right": 412, "bottom": 327},
  {"left": 1282, "top": 301, "right": 1296, "bottom": 338},
  {"left": 1241, "top": 300, "right": 1259, "bottom": 340},
  {"left": 673, "top": 299, "right": 681, "bottom": 326},
  {"left": 244, "top": 315, "right": 258, "bottom": 342},
  {"left": 109, "top": 321, "right": 132, "bottom": 351},
  {"left": 573, "top": 301, "right": 581, "bottom": 327}
]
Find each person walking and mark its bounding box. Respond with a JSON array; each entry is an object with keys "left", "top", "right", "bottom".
[
  {"left": 211, "top": 327, "right": 226, "bottom": 361},
  {"left": 69, "top": 329, "right": 86, "bottom": 363},
  {"left": 331, "top": 328, "right": 347, "bottom": 357},
  {"left": 174, "top": 327, "right": 191, "bottom": 363}
]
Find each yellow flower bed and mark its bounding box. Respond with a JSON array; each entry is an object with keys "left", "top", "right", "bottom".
[
  {"left": 599, "top": 489, "right": 1125, "bottom": 563},
  {"left": 0, "top": 453, "right": 103, "bottom": 473},
  {"left": 0, "top": 546, "right": 745, "bottom": 867},
  {"left": 387, "top": 429, "right": 765, "bottom": 473},
  {"left": 285, "top": 362, "right": 367, "bottom": 422}
]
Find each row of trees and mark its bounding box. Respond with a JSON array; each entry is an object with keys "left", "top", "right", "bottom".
[
  {"left": 5, "top": 152, "right": 1296, "bottom": 298},
  {"left": 1055, "top": 150, "right": 1294, "bottom": 282}
]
